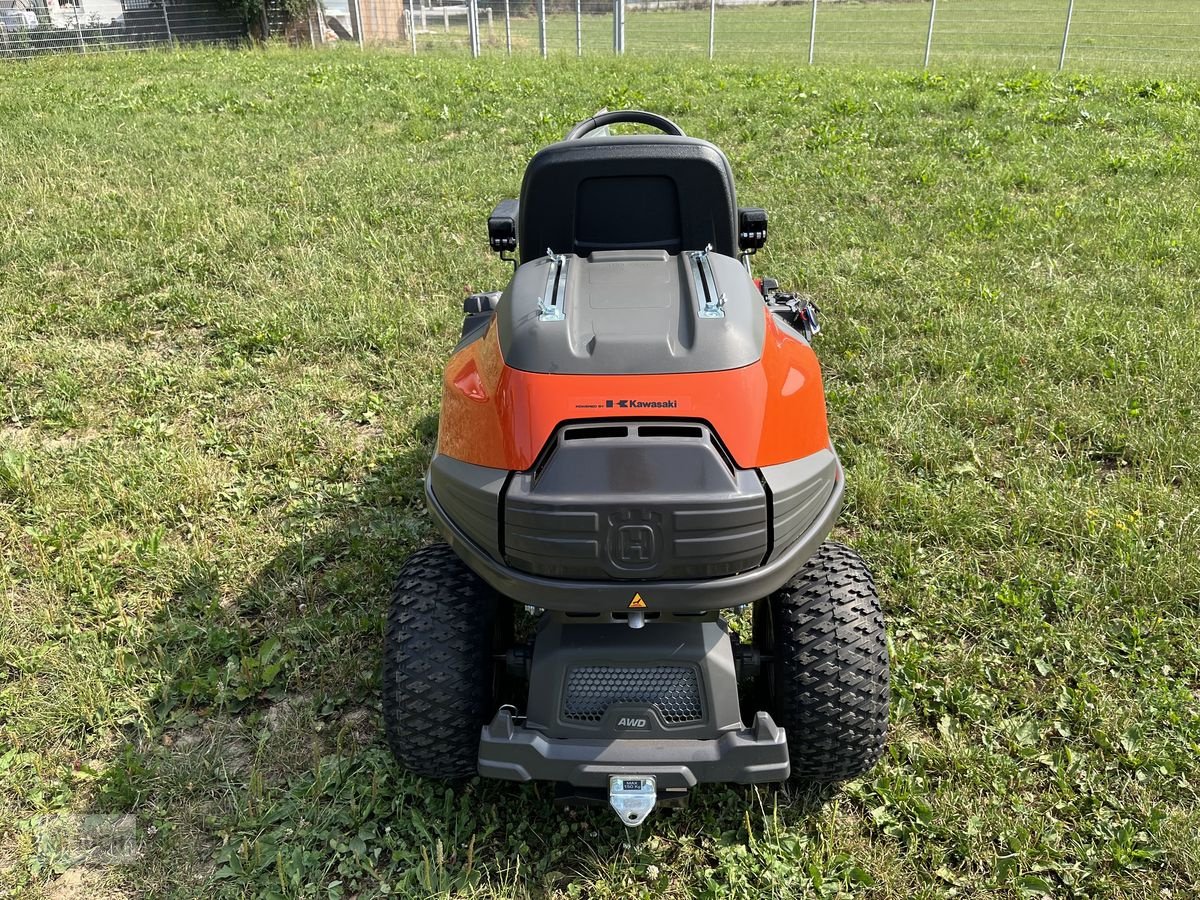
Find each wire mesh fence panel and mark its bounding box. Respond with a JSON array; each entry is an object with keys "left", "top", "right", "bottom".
[
  {"left": 612, "top": 0, "right": 1200, "bottom": 69},
  {"left": 624, "top": 0, "right": 711, "bottom": 57},
  {"left": 402, "top": 0, "right": 477, "bottom": 52},
  {"left": 809, "top": 0, "right": 931, "bottom": 67},
  {"left": 929, "top": 1, "right": 1067, "bottom": 69},
  {"left": 495, "top": 2, "right": 540, "bottom": 54},
  {"left": 0, "top": 19, "right": 85, "bottom": 58},
  {"left": 0, "top": 0, "right": 247, "bottom": 57},
  {"left": 4, "top": 0, "right": 1199, "bottom": 70},
  {"left": 1064, "top": 0, "right": 1200, "bottom": 72},
  {"left": 542, "top": 2, "right": 601, "bottom": 54},
  {"left": 485, "top": 2, "right": 612, "bottom": 56},
  {"left": 487, "top": 3, "right": 539, "bottom": 53},
  {"left": 540, "top": 1, "right": 590, "bottom": 54},
  {"left": 262, "top": 0, "right": 330, "bottom": 46},
  {"left": 709, "top": 1, "right": 814, "bottom": 61},
  {"left": 154, "top": 0, "right": 247, "bottom": 44}
]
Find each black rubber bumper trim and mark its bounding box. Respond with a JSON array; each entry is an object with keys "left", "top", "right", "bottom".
[
  {"left": 477, "top": 709, "right": 790, "bottom": 789},
  {"left": 424, "top": 458, "right": 843, "bottom": 612}
]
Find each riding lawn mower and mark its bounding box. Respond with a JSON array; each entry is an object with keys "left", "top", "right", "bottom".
[{"left": 381, "top": 110, "right": 890, "bottom": 826}]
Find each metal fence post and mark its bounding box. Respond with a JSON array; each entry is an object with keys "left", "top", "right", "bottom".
[
  {"left": 351, "top": 0, "right": 363, "bottom": 48},
  {"left": 1058, "top": 0, "right": 1075, "bottom": 70},
  {"left": 613, "top": 0, "right": 624, "bottom": 54},
  {"left": 408, "top": 8, "right": 417, "bottom": 52},
  {"left": 161, "top": 0, "right": 172, "bottom": 43},
  {"left": 923, "top": 0, "right": 936, "bottom": 67},
  {"left": 307, "top": 3, "right": 316, "bottom": 46},
  {"left": 467, "top": 0, "right": 479, "bottom": 56},
  {"left": 807, "top": 0, "right": 816, "bottom": 64},
  {"left": 504, "top": 0, "right": 511, "bottom": 54},
  {"left": 72, "top": 5, "right": 86, "bottom": 51},
  {"left": 707, "top": 0, "right": 714, "bottom": 60},
  {"left": 575, "top": 0, "right": 581, "bottom": 56},
  {"left": 538, "top": 0, "right": 547, "bottom": 57}
]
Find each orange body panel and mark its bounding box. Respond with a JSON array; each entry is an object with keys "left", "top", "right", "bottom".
[{"left": 437, "top": 311, "right": 831, "bottom": 471}]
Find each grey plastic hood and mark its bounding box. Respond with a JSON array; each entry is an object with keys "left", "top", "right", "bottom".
[{"left": 495, "top": 249, "right": 766, "bottom": 376}]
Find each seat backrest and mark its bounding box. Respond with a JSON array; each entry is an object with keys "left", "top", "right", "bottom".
[{"left": 517, "top": 135, "right": 739, "bottom": 263}]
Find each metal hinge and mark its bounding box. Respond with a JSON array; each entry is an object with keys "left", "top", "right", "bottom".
[
  {"left": 537, "top": 249, "right": 567, "bottom": 322},
  {"left": 686, "top": 245, "right": 726, "bottom": 319}
]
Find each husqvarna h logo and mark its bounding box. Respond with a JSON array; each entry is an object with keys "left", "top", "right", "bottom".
[
  {"left": 616, "top": 525, "right": 656, "bottom": 565},
  {"left": 607, "top": 511, "right": 663, "bottom": 574}
]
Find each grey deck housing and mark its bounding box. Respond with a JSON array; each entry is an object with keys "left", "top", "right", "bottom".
[{"left": 496, "top": 250, "right": 766, "bottom": 376}]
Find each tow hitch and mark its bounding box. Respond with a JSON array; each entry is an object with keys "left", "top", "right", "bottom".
[{"left": 608, "top": 775, "right": 657, "bottom": 826}]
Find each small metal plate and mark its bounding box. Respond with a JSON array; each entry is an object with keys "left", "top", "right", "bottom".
[{"left": 608, "top": 775, "right": 657, "bottom": 827}]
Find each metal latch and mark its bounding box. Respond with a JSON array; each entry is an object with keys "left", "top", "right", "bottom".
[
  {"left": 795, "top": 297, "right": 820, "bottom": 340},
  {"left": 537, "top": 249, "right": 567, "bottom": 322},
  {"left": 686, "top": 246, "right": 726, "bottom": 319},
  {"left": 767, "top": 290, "right": 821, "bottom": 341},
  {"left": 609, "top": 775, "right": 657, "bottom": 826}
]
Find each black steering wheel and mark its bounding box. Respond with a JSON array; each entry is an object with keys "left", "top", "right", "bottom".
[{"left": 565, "top": 110, "right": 687, "bottom": 140}]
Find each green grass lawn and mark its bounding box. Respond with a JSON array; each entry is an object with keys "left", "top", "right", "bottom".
[
  {"left": 2, "top": 47, "right": 1200, "bottom": 898},
  {"left": 413, "top": 0, "right": 1200, "bottom": 72}
]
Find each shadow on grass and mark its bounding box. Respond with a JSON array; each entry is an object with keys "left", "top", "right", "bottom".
[{"left": 92, "top": 414, "right": 836, "bottom": 898}]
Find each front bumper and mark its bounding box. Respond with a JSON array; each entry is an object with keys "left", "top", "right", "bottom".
[
  {"left": 478, "top": 708, "right": 790, "bottom": 790},
  {"left": 424, "top": 458, "right": 843, "bottom": 613}
]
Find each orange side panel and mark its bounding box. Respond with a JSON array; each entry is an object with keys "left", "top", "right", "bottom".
[{"left": 437, "top": 312, "right": 831, "bottom": 471}]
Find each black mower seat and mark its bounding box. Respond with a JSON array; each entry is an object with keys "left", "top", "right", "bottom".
[{"left": 517, "top": 135, "right": 740, "bottom": 264}]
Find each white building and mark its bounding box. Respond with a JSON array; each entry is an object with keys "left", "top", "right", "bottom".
[
  {"left": 2, "top": 0, "right": 125, "bottom": 26},
  {"left": 47, "top": 0, "right": 125, "bottom": 27}
]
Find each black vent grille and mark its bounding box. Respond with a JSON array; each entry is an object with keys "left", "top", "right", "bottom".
[{"left": 562, "top": 665, "right": 703, "bottom": 724}]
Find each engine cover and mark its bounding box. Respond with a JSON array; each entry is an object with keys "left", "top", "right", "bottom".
[
  {"left": 503, "top": 421, "right": 768, "bottom": 581},
  {"left": 496, "top": 249, "right": 766, "bottom": 376}
]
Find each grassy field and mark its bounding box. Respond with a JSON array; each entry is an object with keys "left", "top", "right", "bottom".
[
  {"left": 410, "top": 0, "right": 1200, "bottom": 72},
  {"left": 2, "top": 47, "right": 1200, "bottom": 899}
]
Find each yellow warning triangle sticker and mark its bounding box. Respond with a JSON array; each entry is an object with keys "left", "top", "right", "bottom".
[{"left": 628, "top": 593, "right": 647, "bottom": 609}]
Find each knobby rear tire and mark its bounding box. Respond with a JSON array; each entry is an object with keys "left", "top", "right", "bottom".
[
  {"left": 382, "top": 543, "right": 501, "bottom": 780},
  {"left": 759, "top": 541, "right": 890, "bottom": 782}
]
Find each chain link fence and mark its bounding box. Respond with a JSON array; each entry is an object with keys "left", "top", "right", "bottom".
[{"left": 2, "top": 0, "right": 1197, "bottom": 69}]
